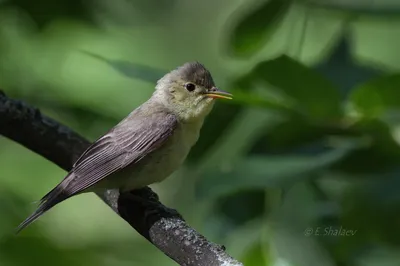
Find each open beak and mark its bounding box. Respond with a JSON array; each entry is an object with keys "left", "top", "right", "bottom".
[{"left": 204, "top": 87, "right": 233, "bottom": 100}]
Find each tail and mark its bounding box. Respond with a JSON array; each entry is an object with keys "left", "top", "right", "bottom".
[{"left": 16, "top": 185, "right": 68, "bottom": 234}]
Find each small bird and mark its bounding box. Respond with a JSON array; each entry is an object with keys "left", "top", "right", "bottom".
[{"left": 17, "top": 62, "right": 232, "bottom": 233}]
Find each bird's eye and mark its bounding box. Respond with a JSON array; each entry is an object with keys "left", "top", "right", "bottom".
[{"left": 185, "top": 83, "right": 196, "bottom": 92}]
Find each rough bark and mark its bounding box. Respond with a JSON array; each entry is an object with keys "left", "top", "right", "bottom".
[{"left": 0, "top": 90, "right": 243, "bottom": 266}]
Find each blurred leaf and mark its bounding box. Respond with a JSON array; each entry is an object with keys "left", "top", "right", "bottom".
[
  {"left": 194, "top": 108, "right": 284, "bottom": 173},
  {"left": 188, "top": 103, "right": 242, "bottom": 161},
  {"left": 217, "top": 190, "right": 265, "bottom": 226},
  {"left": 81, "top": 50, "right": 165, "bottom": 83},
  {"left": 307, "top": 0, "right": 400, "bottom": 18},
  {"left": 196, "top": 137, "right": 361, "bottom": 199},
  {"left": 227, "top": 0, "right": 292, "bottom": 57},
  {"left": 191, "top": 74, "right": 295, "bottom": 161},
  {"left": 0, "top": 189, "right": 97, "bottom": 266},
  {"left": 229, "top": 90, "right": 294, "bottom": 112},
  {"left": 355, "top": 248, "right": 400, "bottom": 266},
  {"left": 1, "top": 237, "right": 99, "bottom": 266},
  {"left": 314, "top": 33, "right": 383, "bottom": 99},
  {"left": 8, "top": 87, "right": 120, "bottom": 140},
  {"left": 251, "top": 114, "right": 342, "bottom": 155},
  {"left": 221, "top": 218, "right": 265, "bottom": 256},
  {"left": 331, "top": 120, "right": 400, "bottom": 174},
  {"left": 209, "top": 190, "right": 265, "bottom": 239},
  {"left": 0, "top": 189, "right": 29, "bottom": 237},
  {"left": 203, "top": 190, "right": 265, "bottom": 241},
  {"left": 347, "top": 75, "right": 400, "bottom": 157},
  {"left": 100, "top": 0, "right": 178, "bottom": 25},
  {"left": 269, "top": 183, "right": 336, "bottom": 266},
  {"left": 1, "top": 0, "right": 92, "bottom": 29},
  {"left": 254, "top": 55, "right": 342, "bottom": 119},
  {"left": 241, "top": 241, "right": 271, "bottom": 266},
  {"left": 333, "top": 174, "right": 400, "bottom": 261},
  {"left": 348, "top": 74, "right": 400, "bottom": 119}
]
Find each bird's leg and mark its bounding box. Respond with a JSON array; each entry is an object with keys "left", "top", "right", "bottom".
[{"left": 117, "top": 187, "right": 183, "bottom": 237}]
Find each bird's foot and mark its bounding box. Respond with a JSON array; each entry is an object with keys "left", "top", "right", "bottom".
[{"left": 117, "top": 187, "right": 183, "bottom": 232}]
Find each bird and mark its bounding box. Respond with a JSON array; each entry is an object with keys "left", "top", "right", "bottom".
[{"left": 16, "top": 61, "right": 232, "bottom": 233}]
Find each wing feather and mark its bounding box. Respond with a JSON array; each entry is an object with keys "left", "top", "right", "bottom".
[
  {"left": 17, "top": 105, "right": 179, "bottom": 233},
  {"left": 63, "top": 111, "right": 178, "bottom": 196}
]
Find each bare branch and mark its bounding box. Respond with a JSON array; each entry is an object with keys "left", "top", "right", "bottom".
[{"left": 0, "top": 91, "right": 243, "bottom": 266}]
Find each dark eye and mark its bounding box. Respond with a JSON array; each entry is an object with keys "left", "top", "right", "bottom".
[{"left": 185, "top": 83, "right": 196, "bottom": 92}]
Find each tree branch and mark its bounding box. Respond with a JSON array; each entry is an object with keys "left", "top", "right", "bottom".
[{"left": 0, "top": 91, "right": 243, "bottom": 266}]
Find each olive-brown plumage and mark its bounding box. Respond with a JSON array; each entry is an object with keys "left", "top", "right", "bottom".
[{"left": 17, "top": 62, "right": 232, "bottom": 233}]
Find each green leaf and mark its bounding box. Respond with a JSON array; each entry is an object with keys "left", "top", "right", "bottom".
[
  {"left": 196, "top": 137, "right": 360, "bottom": 200},
  {"left": 187, "top": 103, "right": 242, "bottom": 162},
  {"left": 253, "top": 55, "right": 342, "bottom": 119},
  {"left": 241, "top": 241, "right": 271, "bottom": 266},
  {"left": 332, "top": 120, "right": 400, "bottom": 174},
  {"left": 267, "top": 183, "right": 336, "bottom": 266},
  {"left": 228, "top": 0, "right": 292, "bottom": 57},
  {"left": 214, "top": 190, "right": 266, "bottom": 229},
  {"left": 81, "top": 50, "right": 165, "bottom": 83},
  {"left": 229, "top": 90, "right": 295, "bottom": 112},
  {"left": 193, "top": 108, "right": 284, "bottom": 173},
  {"left": 348, "top": 74, "right": 400, "bottom": 119},
  {"left": 223, "top": 219, "right": 266, "bottom": 256},
  {"left": 307, "top": 0, "right": 400, "bottom": 18},
  {"left": 347, "top": 75, "right": 400, "bottom": 150},
  {"left": 334, "top": 174, "right": 400, "bottom": 260},
  {"left": 222, "top": 71, "right": 297, "bottom": 113}
]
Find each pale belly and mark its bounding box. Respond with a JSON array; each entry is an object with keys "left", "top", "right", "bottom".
[{"left": 116, "top": 122, "right": 201, "bottom": 191}]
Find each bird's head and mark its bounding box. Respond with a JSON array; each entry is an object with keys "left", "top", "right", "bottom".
[{"left": 154, "top": 62, "right": 232, "bottom": 123}]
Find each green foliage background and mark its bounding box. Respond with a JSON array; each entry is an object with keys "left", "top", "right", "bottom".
[{"left": 1, "top": 0, "right": 400, "bottom": 265}]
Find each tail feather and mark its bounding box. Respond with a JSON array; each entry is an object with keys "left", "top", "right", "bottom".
[
  {"left": 39, "top": 186, "right": 60, "bottom": 204},
  {"left": 16, "top": 186, "right": 67, "bottom": 234}
]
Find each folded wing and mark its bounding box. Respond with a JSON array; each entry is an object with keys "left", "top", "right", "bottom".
[{"left": 17, "top": 111, "right": 178, "bottom": 233}]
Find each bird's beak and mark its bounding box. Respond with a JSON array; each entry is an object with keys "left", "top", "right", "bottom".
[{"left": 205, "top": 87, "right": 233, "bottom": 100}]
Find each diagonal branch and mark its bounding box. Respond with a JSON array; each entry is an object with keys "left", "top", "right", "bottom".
[{"left": 0, "top": 90, "right": 243, "bottom": 266}]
